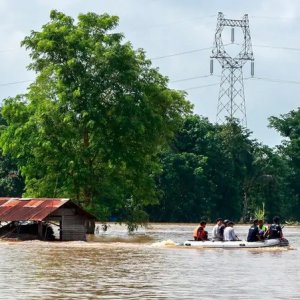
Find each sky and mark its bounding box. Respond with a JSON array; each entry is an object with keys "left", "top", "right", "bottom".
[{"left": 0, "top": 0, "right": 299, "bottom": 146}]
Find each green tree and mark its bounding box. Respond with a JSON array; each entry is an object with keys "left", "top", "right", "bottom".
[
  {"left": 0, "top": 10, "right": 192, "bottom": 221},
  {"left": 151, "top": 151, "right": 208, "bottom": 222},
  {"left": 0, "top": 114, "right": 24, "bottom": 197},
  {"left": 149, "top": 116, "right": 242, "bottom": 222},
  {"left": 0, "top": 152, "right": 24, "bottom": 197},
  {"left": 147, "top": 116, "right": 215, "bottom": 222},
  {"left": 269, "top": 108, "right": 300, "bottom": 219},
  {"left": 150, "top": 116, "right": 271, "bottom": 223},
  {"left": 243, "top": 144, "right": 292, "bottom": 222}
]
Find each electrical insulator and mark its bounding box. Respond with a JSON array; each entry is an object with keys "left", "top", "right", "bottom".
[
  {"left": 251, "top": 61, "right": 254, "bottom": 77},
  {"left": 231, "top": 27, "right": 234, "bottom": 43},
  {"left": 210, "top": 59, "right": 214, "bottom": 74}
]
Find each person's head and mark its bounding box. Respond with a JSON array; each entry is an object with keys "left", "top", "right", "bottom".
[
  {"left": 200, "top": 221, "right": 207, "bottom": 227},
  {"left": 273, "top": 216, "right": 280, "bottom": 224},
  {"left": 216, "top": 218, "right": 223, "bottom": 225},
  {"left": 253, "top": 219, "right": 258, "bottom": 225},
  {"left": 227, "top": 221, "right": 234, "bottom": 227},
  {"left": 258, "top": 219, "right": 264, "bottom": 226}
]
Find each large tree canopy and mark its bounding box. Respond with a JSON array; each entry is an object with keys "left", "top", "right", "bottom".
[{"left": 0, "top": 10, "right": 192, "bottom": 220}]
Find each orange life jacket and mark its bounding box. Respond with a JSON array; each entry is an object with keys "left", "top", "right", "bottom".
[
  {"left": 197, "top": 227, "right": 208, "bottom": 240},
  {"left": 193, "top": 225, "right": 201, "bottom": 238},
  {"left": 193, "top": 225, "right": 207, "bottom": 240}
]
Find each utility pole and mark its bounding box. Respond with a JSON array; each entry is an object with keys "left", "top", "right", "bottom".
[{"left": 210, "top": 12, "right": 254, "bottom": 126}]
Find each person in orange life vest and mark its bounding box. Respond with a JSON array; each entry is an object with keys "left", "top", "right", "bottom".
[{"left": 193, "top": 221, "right": 208, "bottom": 241}]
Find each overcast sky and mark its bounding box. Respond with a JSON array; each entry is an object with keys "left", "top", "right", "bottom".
[{"left": 0, "top": 0, "right": 299, "bottom": 146}]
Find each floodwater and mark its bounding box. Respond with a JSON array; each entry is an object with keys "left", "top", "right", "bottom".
[{"left": 0, "top": 223, "right": 299, "bottom": 300}]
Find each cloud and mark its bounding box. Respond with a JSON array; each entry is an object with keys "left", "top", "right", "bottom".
[{"left": 0, "top": 0, "right": 299, "bottom": 146}]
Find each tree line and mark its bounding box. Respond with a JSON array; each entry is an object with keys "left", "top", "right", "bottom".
[
  {"left": 0, "top": 11, "right": 298, "bottom": 227},
  {"left": 147, "top": 114, "right": 300, "bottom": 223}
]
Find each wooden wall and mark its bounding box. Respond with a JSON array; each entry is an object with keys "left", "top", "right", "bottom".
[
  {"left": 61, "top": 215, "right": 86, "bottom": 241},
  {"left": 49, "top": 208, "right": 90, "bottom": 241}
]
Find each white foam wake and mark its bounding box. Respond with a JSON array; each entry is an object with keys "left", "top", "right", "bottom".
[{"left": 150, "top": 239, "right": 178, "bottom": 247}]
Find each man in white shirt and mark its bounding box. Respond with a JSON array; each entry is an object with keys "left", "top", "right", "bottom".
[
  {"left": 211, "top": 218, "right": 224, "bottom": 241},
  {"left": 223, "top": 221, "right": 239, "bottom": 241}
]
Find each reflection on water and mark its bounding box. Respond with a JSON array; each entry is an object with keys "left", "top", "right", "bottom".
[{"left": 0, "top": 224, "right": 299, "bottom": 299}]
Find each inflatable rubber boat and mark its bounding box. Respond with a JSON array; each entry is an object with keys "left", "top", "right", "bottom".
[{"left": 183, "top": 238, "right": 289, "bottom": 248}]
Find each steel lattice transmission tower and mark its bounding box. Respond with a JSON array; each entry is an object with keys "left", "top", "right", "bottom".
[{"left": 210, "top": 12, "right": 254, "bottom": 126}]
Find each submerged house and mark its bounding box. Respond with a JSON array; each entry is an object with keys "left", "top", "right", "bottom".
[{"left": 0, "top": 198, "right": 96, "bottom": 241}]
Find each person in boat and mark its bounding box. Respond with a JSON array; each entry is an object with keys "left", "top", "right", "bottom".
[
  {"left": 193, "top": 221, "right": 208, "bottom": 241},
  {"left": 223, "top": 221, "right": 239, "bottom": 241},
  {"left": 219, "top": 219, "right": 229, "bottom": 239},
  {"left": 258, "top": 219, "right": 268, "bottom": 239},
  {"left": 212, "top": 218, "right": 224, "bottom": 241},
  {"left": 247, "top": 219, "right": 260, "bottom": 242},
  {"left": 266, "top": 216, "right": 283, "bottom": 239}
]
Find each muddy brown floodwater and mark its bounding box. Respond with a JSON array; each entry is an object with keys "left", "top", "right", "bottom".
[{"left": 0, "top": 223, "right": 299, "bottom": 299}]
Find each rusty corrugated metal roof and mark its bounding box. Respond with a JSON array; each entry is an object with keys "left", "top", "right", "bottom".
[{"left": 0, "top": 198, "right": 70, "bottom": 221}]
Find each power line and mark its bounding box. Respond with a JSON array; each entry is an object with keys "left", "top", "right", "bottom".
[
  {"left": 0, "top": 75, "right": 299, "bottom": 93},
  {"left": 151, "top": 41, "right": 300, "bottom": 62},
  {"left": 0, "top": 79, "right": 33, "bottom": 87},
  {"left": 254, "top": 44, "right": 300, "bottom": 51},
  {"left": 1, "top": 43, "right": 300, "bottom": 63},
  {"left": 236, "top": 42, "right": 300, "bottom": 52},
  {"left": 250, "top": 76, "right": 300, "bottom": 85},
  {"left": 170, "top": 74, "right": 212, "bottom": 83},
  {"left": 151, "top": 46, "right": 213, "bottom": 60},
  {"left": 251, "top": 15, "right": 300, "bottom": 20},
  {"left": 184, "top": 82, "right": 219, "bottom": 91},
  {"left": 178, "top": 76, "right": 300, "bottom": 91}
]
